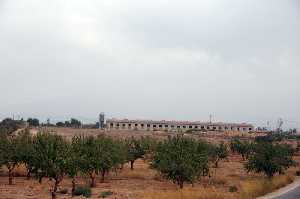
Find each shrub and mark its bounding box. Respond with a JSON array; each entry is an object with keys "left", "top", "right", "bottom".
[
  {"left": 58, "top": 188, "right": 68, "bottom": 194},
  {"left": 74, "top": 186, "right": 91, "bottom": 198},
  {"left": 229, "top": 185, "right": 238, "bottom": 192},
  {"left": 100, "top": 191, "right": 113, "bottom": 198}
]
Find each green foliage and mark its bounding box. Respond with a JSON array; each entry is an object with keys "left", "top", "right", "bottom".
[
  {"left": 125, "top": 137, "right": 146, "bottom": 170},
  {"left": 73, "top": 135, "right": 126, "bottom": 187},
  {"left": 58, "top": 188, "right": 68, "bottom": 194},
  {"left": 0, "top": 133, "right": 23, "bottom": 184},
  {"left": 230, "top": 138, "right": 253, "bottom": 160},
  {"left": 73, "top": 186, "right": 91, "bottom": 198},
  {"left": 245, "top": 142, "right": 295, "bottom": 178},
  {"left": 151, "top": 135, "right": 209, "bottom": 188},
  {"left": 209, "top": 142, "right": 229, "bottom": 168},
  {"left": 27, "top": 118, "right": 40, "bottom": 127},
  {"left": 139, "top": 136, "right": 158, "bottom": 159},
  {"left": 17, "top": 130, "right": 36, "bottom": 179},
  {"left": 32, "top": 133, "right": 69, "bottom": 199},
  {"left": 99, "top": 191, "right": 113, "bottom": 198},
  {"left": 0, "top": 118, "right": 24, "bottom": 135},
  {"left": 229, "top": 185, "right": 238, "bottom": 192},
  {"left": 70, "top": 118, "right": 81, "bottom": 128},
  {"left": 55, "top": 122, "right": 65, "bottom": 127}
]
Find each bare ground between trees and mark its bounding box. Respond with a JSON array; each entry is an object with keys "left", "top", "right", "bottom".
[
  {"left": 1, "top": 156, "right": 299, "bottom": 199},
  {"left": 0, "top": 128, "right": 298, "bottom": 199}
]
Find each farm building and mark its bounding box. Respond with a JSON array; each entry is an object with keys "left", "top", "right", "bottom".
[{"left": 106, "top": 118, "right": 254, "bottom": 132}]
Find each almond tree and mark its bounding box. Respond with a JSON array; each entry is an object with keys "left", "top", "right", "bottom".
[
  {"left": 245, "top": 142, "right": 295, "bottom": 178},
  {"left": 32, "top": 133, "right": 69, "bottom": 199},
  {"left": 125, "top": 137, "right": 145, "bottom": 170},
  {"left": 72, "top": 135, "right": 99, "bottom": 187},
  {"left": 0, "top": 134, "right": 22, "bottom": 185},
  {"left": 152, "top": 135, "right": 209, "bottom": 188},
  {"left": 17, "top": 130, "right": 36, "bottom": 179}
]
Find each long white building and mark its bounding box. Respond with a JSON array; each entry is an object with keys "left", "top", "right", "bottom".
[{"left": 106, "top": 118, "right": 254, "bottom": 132}]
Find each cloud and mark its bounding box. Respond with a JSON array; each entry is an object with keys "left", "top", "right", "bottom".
[{"left": 0, "top": 0, "right": 299, "bottom": 129}]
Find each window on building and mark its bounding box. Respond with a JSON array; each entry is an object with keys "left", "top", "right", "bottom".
[
  {"left": 213, "top": 127, "right": 216, "bottom": 130},
  {"left": 159, "top": 125, "right": 162, "bottom": 128},
  {"left": 153, "top": 125, "right": 157, "bottom": 128},
  {"left": 201, "top": 126, "right": 205, "bottom": 129},
  {"left": 189, "top": 126, "right": 193, "bottom": 129},
  {"left": 195, "top": 126, "right": 198, "bottom": 129},
  {"left": 122, "top": 124, "right": 125, "bottom": 127},
  {"left": 225, "top": 127, "right": 228, "bottom": 130},
  {"left": 110, "top": 123, "right": 113, "bottom": 127},
  {"left": 171, "top": 125, "right": 174, "bottom": 128},
  {"left": 165, "top": 125, "right": 168, "bottom": 128},
  {"left": 243, "top": 128, "right": 246, "bottom": 131},
  {"left": 141, "top": 124, "right": 144, "bottom": 127},
  {"left": 128, "top": 124, "right": 131, "bottom": 127},
  {"left": 183, "top": 126, "right": 186, "bottom": 128},
  {"left": 147, "top": 124, "right": 150, "bottom": 127},
  {"left": 116, "top": 123, "right": 119, "bottom": 127},
  {"left": 135, "top": 124, "right": 138, "bottom": 127},
  {"left": 249, "top": 128, "right": 252, "bottom": 131},
  {"left": 177, "top": 126, "right": 180, "bottom": 129},
  {"left": 237, "top": 127, "right": 240, "bottom": 131},
  {"left": 219, "top": 126, "right": 222, "bottom": 130}
]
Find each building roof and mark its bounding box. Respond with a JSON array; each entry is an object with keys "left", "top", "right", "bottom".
[{"left": 106, "top": 118, "right": 253, "bottom": 127}]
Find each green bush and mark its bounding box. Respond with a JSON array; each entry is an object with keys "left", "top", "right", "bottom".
[
  {"left": 229, "top": 185, "right": 238, "bottom": 192},
  {"left": 99, "top": 191, "right": 113, "bottom": 198},
  {"left": 73, "top": 186, "right": 91, "bottom": 198},
  {"left": 58, "top": 188, "right": 68, "bottom": 194}
]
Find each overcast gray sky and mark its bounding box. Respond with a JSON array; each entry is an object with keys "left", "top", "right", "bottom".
[{"left": 0, "top": 0, "right": 299, "bottom": 129}]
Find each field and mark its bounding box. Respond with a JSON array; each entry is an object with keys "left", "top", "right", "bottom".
[{"left": 0, "top": 127, "right": 298, "bottom": 199}]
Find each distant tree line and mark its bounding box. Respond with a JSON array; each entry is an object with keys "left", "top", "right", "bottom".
[
  {"left": 55, "top": 118, "right": 82, "bottom": 128},
  {"left": 0, "top": 118, "right": 25, "bottom": 135}
]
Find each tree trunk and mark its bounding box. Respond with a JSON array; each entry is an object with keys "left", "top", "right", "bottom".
[
  {"left": 51, "top": 179, "right": 59, "bottom": 199},
  {"left": 90, "top": 174, "right": 96, "bottom": 187},
  {"left": 101, "top": 171, "right": 105, "bottom": 183},
  {"left": 71, "top": 178, "right": 76, "bottom": 197},
  {"left": 130, "top": 160, "right": 134, "bottom": 170},
  {"left": 215, "top": 159, "right": 219, "bottom": 168},
  {"left": 179, "top": 180, "right": 184, "bottom": 189},
  {"left": 8, "top": 169, "right": 13, "bottom": 185},
  {"left": 26, "top": 170, "right": 31, "bottom": 180}
]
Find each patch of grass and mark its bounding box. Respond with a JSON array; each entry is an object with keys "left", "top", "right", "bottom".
[
  {"left": 73, "top": 186, "right": 92, "bottom": 198},
  {"left": 240, "top": 175, "right": 294, "bottom": 199},
  {"left": 99, "top": 191, "right": 113, "bottom": 198},
  {"left": 141, "top": 187, "right": 235, "bottom": 199}
]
